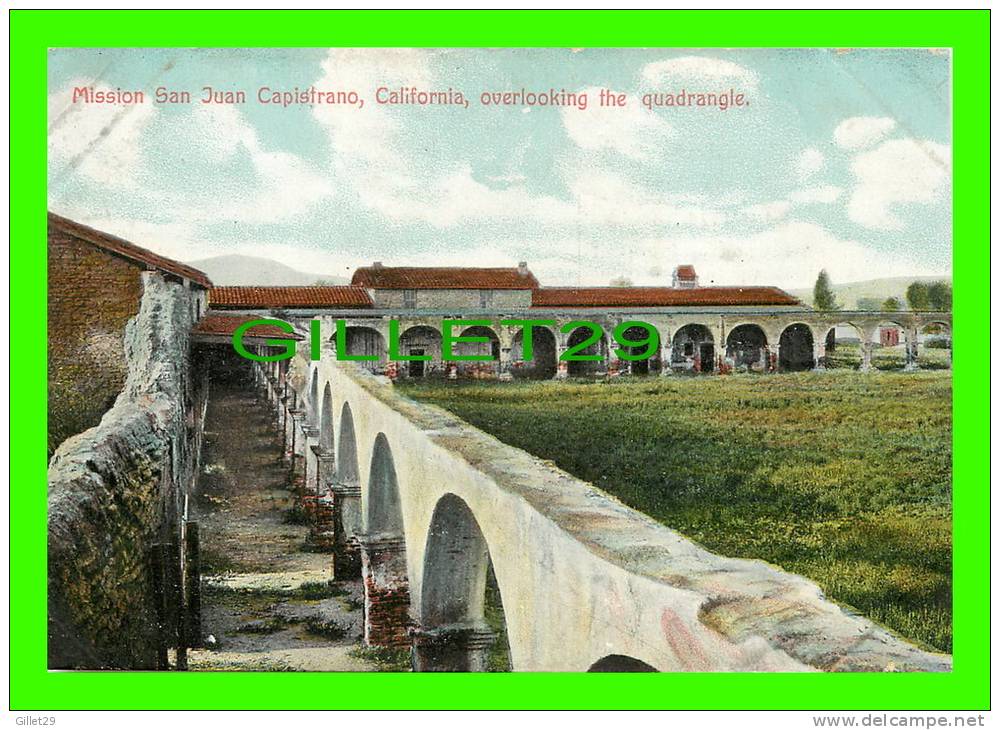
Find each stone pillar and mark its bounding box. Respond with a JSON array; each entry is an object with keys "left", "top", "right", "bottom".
[
  {"left": 554, "top": 343, "right": 568, "bottom": 379},
  {"left": 279, "top": 395, "right": 291, "bottom": 463},
  {"left": 660, "top": 343, "right": 673, "bottom": 375},
  {"left": 279, "top": 393, "right": 291, "bottom": 458},
  {"left": 498, "top": 346, "right": 513, "bottom": 381},
  {"left": 860, "top": 342, "right": 873, "bottom": 372},
  {"left": 411, "top": 623, "right": 495, "bottom": 672},
  {"left": 306, "top": 448, "right": 338, "bottom": 551},
  {"left": 313, "top": 448, "right": 336, "bottom": 495},
  {"left": 301, "top": 426, "right": 320, "bottom": 493},
  {"left": 812, "top": 342, "right": 826, "bottom": 371},
  {"left": 330, "top": 481, "right": 363, "bottom": 578},
  {"left": 904, "top": 327, "right": 920, "bottom": 372},
  {"left": 768, "top": 344, "right": 781, "bottom": 373},
  {"left": 288, "top": 408, "right": 306, "bottom": 480},
  {"left": 359, "top": 534, "right": 411, "bottom": 647}
]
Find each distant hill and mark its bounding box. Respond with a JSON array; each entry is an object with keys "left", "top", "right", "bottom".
[
  {"left": 788, "top": 275, "right": 952, "bottom": 310},
  {"left": 187, "top": 255, "right": 350, "bottom": 286}
]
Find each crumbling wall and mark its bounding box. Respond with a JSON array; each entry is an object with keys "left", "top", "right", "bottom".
[
  {"left": 47, "top": 272, "right": 206, "bottom": 669},
  {"left": 47, "top": 227, "right": 145, "bottom": 456}
]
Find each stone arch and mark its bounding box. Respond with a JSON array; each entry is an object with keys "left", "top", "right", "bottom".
[
  {"left": 455, "top": 325, "right": 500, "bottom": 377},
  {"left": 342, "top": 325, "right": 385, "bottom": 371},
  {"left": 308, "top": 367, "right": 319, "bottom": 426},
  {"left": 399, "top": 325, "right": 442, "bottom": 378},
  {"left": 320, "top": 384, "right": 335, "bottom": 451},
  {"left": 511, "top": 325, "right": 557, "bottom": 379},
  {"left": 778, "top": 323, "right": 815, "bottom": 371},
  {"left": 672, "top": 324, "right": 715, "bottom": 373},
  {"left": 588, "top": 654, "right": 658, "bottom": 672},
  {"left": 565, "top": 325, "right": 609, "bottom": 377},
  {"left": 725, "top": 324, "right": 768, "bottom": 371},
  {"left": 868, "top": 319, "right": 911, "bottom": 371},
  {"left": 336, "top": 402, "right": 360, "bottom": 487},
  {"left": 918, "top": 320, "right": 951, "bottom": 370},
  {"left": 617, "top": 324, "right": 660, "bottom": 376},
  {"left": 823, "top": 322, "right": 865, "bottom": 369},
  {"left": 332, "top": 402, "right": 363, "bottom": 579},
  {"left": 360, "top": 434, "right": 411, "bottom": 647},
  {"left": 414, "top": 493, "right": 512, "bottom": 672},
  {"left": 366, "top": 433, "right": 404, "bottom": 535}
]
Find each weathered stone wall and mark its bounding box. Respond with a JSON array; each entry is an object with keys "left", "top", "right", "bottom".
[
  {"left": 47, "top": 272, "right": 206, "bottom": 669},
  {"left": 47, "top": 227, "right": 146, "bottom": 455}
]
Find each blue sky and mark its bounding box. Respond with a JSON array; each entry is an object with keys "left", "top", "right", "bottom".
[{"left": 48, "top": 47, "right": 951, "bottom": 288}]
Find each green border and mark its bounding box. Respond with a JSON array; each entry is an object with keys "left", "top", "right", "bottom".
[{"left": 12, "top": 9, "right": 989, "bottom": 710}]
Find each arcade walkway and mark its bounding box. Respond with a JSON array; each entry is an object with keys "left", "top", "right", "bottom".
[{"left": 186, "top": 383, "right": 388, "bottom": 671}]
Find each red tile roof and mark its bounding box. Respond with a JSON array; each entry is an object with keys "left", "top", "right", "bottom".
[
  {"left": 48, "top": 212, "right": 212, "bottom": 288},
  {"left": 192, "top": 314, "right": 304, "bottom": 339},
  {"left": 531, "top": 286, "right": 803, "bottom": 308},
  {"left": 675, "top": 265, "right": 697, "bottom": 280},
  {"left": 209, "top": 286, "right": 373, "bottom": 309},
  {"left": 352, "top": 266, "right": 539, "bottom": 290}
]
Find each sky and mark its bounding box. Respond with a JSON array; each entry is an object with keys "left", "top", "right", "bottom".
[{"left": 48, "top": 47, "right": 952, "bottom": 289}]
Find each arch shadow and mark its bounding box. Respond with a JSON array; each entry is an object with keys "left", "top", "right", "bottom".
[
  {"left": 588, "top": 654, "right": 658, "bottom": 672},
  {"left": 360, "top": 434, "right": 412, "bottom": 647},
  {"left": 414, "top": 493, "right": 512, "bottom": 672}
]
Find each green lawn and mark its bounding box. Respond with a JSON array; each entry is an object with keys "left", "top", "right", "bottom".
[{"left": 399, "top": 371, "right": 953, "bottom": 653}]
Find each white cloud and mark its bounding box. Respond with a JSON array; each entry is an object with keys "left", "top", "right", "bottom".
[
  {"left": 847, "top": 138, "right": 950, "bottom": 230},
  {"left": 560, "top": 167, "right": 727, "bottom": 229},
  {"left": 169, "top": 105, "right": 335, "bottom": 224},
  {"left": 795, "top": 147, "right": 825, "bottom": 181},
  {"left": 743, "top": 200, "right": 791, "bottom": 222},
  {"left": 48, "top": 78, "right": 158, "bottom": 188},
  {"left": 833, "top": 116, "right": 897, "bottom": 150},
  {"left": 560, "top": 87, "right": 673, "bottom": 159},
  {"left": 52, "top": 212, "right": 206, "bottom": 262},
  {"left": 309, "top": 51, "right": 716, "bottom": 231},
  {"left": 788, "top": 185, "right": 842, "bottom": 204},
  {"left": 641, "top": 56, "right": 759, "bottom": 91},
  {"left": 487, "top": 220, "right": 943, "bottom": 289}
]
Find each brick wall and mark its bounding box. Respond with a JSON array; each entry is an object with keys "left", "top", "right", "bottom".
[{"left": 48, "top": 228, "right": 145, "bottom": 455}]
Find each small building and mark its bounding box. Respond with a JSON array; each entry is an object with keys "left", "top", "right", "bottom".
[
  {"left": 351, "top": 262, "right": 538, "bottom": 310},
  {"left": 880, "top": 327, "right": 900, "bottom": 347},
  {"left": 672, "top": 265, "right": 699, "bottom": 289},
  {"left": 47, "top": 212, "right": 212, "bottom": 454}
]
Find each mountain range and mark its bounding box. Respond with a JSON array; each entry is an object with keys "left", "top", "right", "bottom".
[
  {"left": 186, "top": 255, "right": 350, "bottom": 286},
  {"left": 787, "top": 275, "right": 952, "bottom": 310}
]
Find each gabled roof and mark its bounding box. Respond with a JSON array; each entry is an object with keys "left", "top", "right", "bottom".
[
  {"left": 209, "top": 286, "right": 373, "bottom": 309},
  {"left": 674, "top": 265, "right": 698, "bottom": 280},
  {"left": 352, "top": 266, "right": 539, "bottom": 290},
  {"left": 531, "top": 286, "right": 803, "bottom": 308},
  {"left": 48, "top": 212, "right": 212, "bottom": 288},
  {"left": 192, "top": 314, "right": 304, "bottom": 339}
]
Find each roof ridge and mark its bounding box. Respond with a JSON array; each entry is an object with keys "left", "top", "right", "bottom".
[{"left": 48, "top": 211, "right": 212, "bottom": 288}]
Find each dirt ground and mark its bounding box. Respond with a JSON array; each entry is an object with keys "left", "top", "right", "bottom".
[{"left": 186, "top": 383, "right": 398, "bottom": 672}]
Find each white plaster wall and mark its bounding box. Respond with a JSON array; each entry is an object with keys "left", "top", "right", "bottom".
[{"left": 287, "top": 353, "right": 951, "bottom": 674}]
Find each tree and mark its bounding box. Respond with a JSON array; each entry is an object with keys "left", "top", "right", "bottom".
[
  {"left": 856, "top": 297, "right": 881, "bottom": 311},
  {"left": 906, "top": 281, "right": 931, "bottom": 310},
  {"left": 927, "top": 281, "right": 952, "bottom": 311},
  {"left": 881, "top": 297, "right": 902, "bottom": 311},
  {"left": 813, "top": 270, "right": 839, "bottom": 310}
]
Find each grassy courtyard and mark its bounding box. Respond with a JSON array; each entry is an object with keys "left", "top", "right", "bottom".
[{"left": 399, "top": 371, "right": 953, "bottom": 653}]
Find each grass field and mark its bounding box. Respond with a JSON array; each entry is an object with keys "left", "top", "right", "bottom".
[
  {"left": 399, "top": 371, "right": 953, "bottom": 653},
  {"left": 826, "top": 342, "right": 951, "bottom": 371}
]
